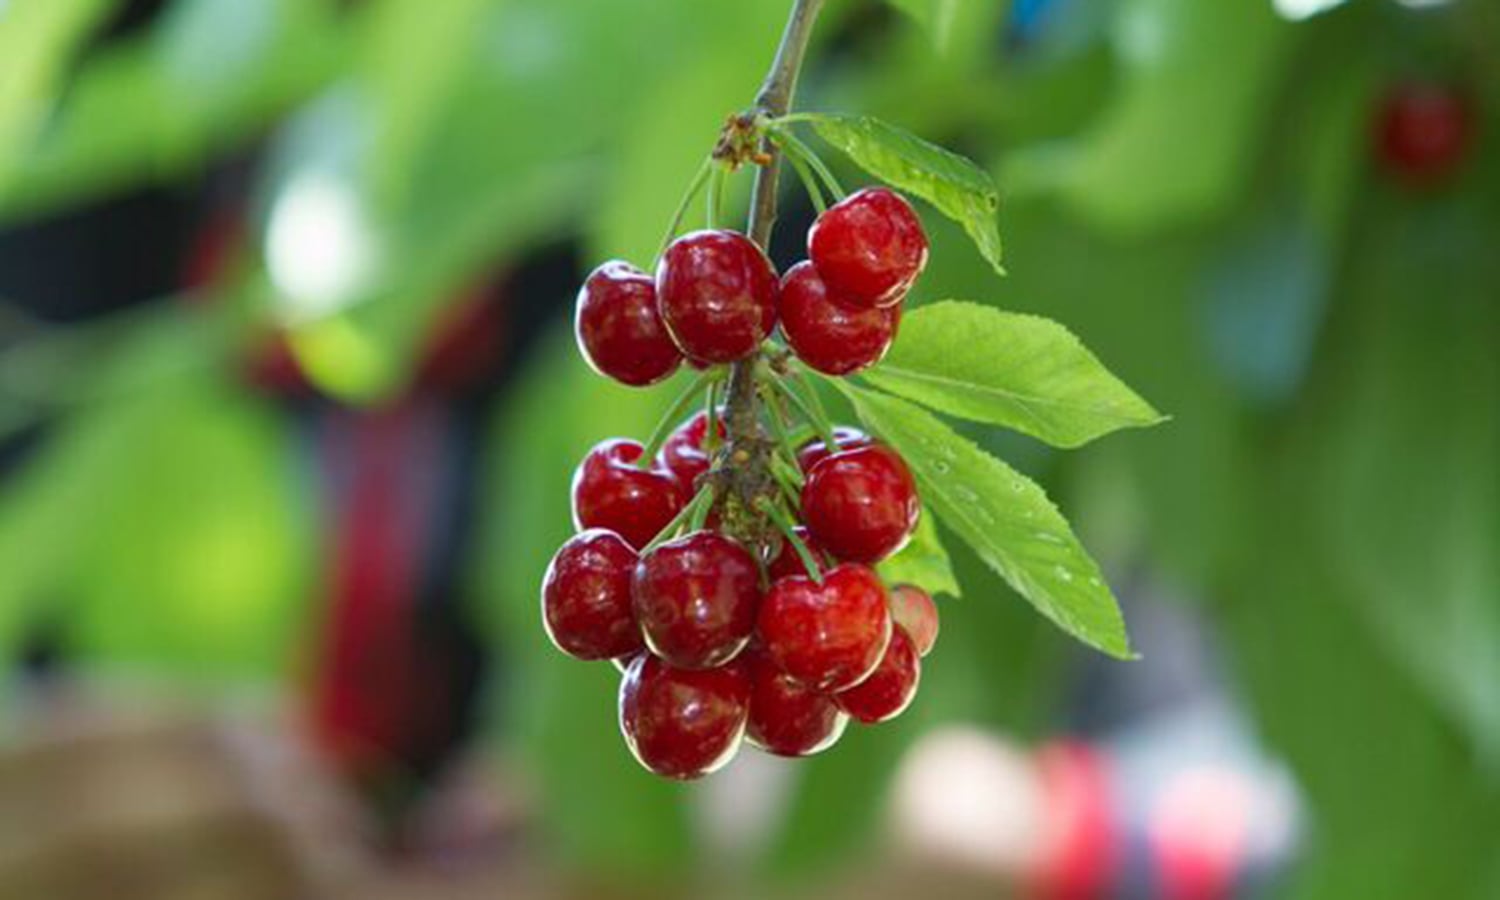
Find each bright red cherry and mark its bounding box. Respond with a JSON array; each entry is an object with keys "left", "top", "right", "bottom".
[
  {"left": 656, "top": 229, "right": 778, "bottom": 363},
  {"left": 834, "top": 626, "right": 920, "bottom": 724},
  {"left": 808, "top": 188, "right": 928, "bottom": 308},
  {"left": 796, "top": 427, "right": 873, "bottom": 473},
  {"left": 802, "top": 444, "right": 920, "bottom": 563},
  {"left": 890, "top": 584, "right": 939, "bottom": 657},
  {"left": 765, "top": 525, "right": 832, "bottom": 581},
  {"left": 758, "top": 563, "right": 892, "bottom": 692},
  {"left": 575, "top": 261, "right": 683, "bottom": 386},
  {"left": 541, "top": 529, "right": 644, "bottom": 661},
  {"left": 572, "top": 439, "right": 688, "bottom": 550},
  {"left": 658, "top": 410, "right": 725, "bottom": 490},
  {"left": 632, "top": 531, "right": 761, "bottom": 669},
  {"left": 744, "top": 647, "right": 848, "bottom": 757},
  {"left": 779, "top": 261, "right": 900, "bottom": 376},
  {"left": 619, "top": 654, "right": 750, "bottom": 780},
  {"left": 1376, "top": 82, "right": 1472, "bottom": 184}
]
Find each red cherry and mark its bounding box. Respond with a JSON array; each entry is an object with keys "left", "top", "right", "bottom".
[
  {"left": 758, "top": 563, "right": 892, "bottom": 692},
  {"left": 765, "top": 525, "right": 832, "bottom": 581},
  {"left": 744, "top": 647, "right": 848, "bottom": 757},
  {"left": 632, "top": 531, "right": 761, "bottom": 669},
  {"left": 575, "top": 261, "right": 683, "bottom": 386},
  {"left": 808, "top": 188, "right": 928, "bottom": 308},
  {"left": 834, "top": 626, "right": 920, "bottom": 724},
  {"left": 802, "top": 444, "right": 920, "bottom": 563},
  {"left": 619, "top": 654, "right": 750, "bottom": 780},
  {"left": 656, "top": 230, "right": 778, "bottom": 363},
  {"left": 1376, "top": 82, "right": 1472, "bottom": 184},
  {"left": 890, "top": 584, "right": 939, "bottom": 657},
  {"left": 541, "top": 529, "right": 644, "bottom": 661},
  {"left": 572, "top": 439, "right": 688, "bottom": 550},
  {"left": 796, "top": 427, "right": 873, "bottom": 473},
  {"left": 779, "top": 261, "right": 901, "bottom": 375},
  {"left": 658, "top": 410, "right": 725, "bottom": 490}
]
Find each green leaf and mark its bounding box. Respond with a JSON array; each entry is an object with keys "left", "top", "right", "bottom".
[
  {"left": 794, "top": 113, "right": 1004, "bottom": 275},
  {"left": 863, "top": 300, "right": 1165, "bottom": 447},
  {"left": 841, "top": 385, "right": 1132, "bottom": 658},
  {"left": 878, "top": 508, "right": 960, "bottom": 598}
]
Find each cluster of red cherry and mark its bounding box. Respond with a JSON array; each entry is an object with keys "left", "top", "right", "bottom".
[{"left": 544, "top": 187, "right": 941, "bottom": 779}]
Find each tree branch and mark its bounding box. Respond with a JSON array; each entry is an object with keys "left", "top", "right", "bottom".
[{"left": 716, "top": 0, "right": 825, "bottom": 542}]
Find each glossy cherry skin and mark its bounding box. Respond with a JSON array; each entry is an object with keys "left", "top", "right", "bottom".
[
  {"left": 632, "top": 531, "right": 761, "bottom": 669},
  {"left": 1376, "top": 82, "right": 1472, "bottom": 184},
  {"left": 808, "top": 188, "right": 927, "bottom": 308},
  {"left": 658, "top": 410, "right": 725, "bottom": 491},
  {"left": 744, "top": 647, "right": 848, "bottom": 757},
  {"left": 890, "top": 584, "right": 939, "bottom": 657},
  {"left": 619, "top": 654, "right": 751, "bottom": 780},
  {"left": 802, "top": 443, "right": 921, "bottom": 563},
  {"left": 779, "top": 261, "right": 900, "bottom": 376},
  {"left": 758, "top": 563, "right": 892, "bottom": 692},
  {"left": 656, "top": 229, "right": 778, "bottom": 363},
  {"left": 834, "top": 626, "right": 920, "bottom": 724},
  {"left": 575, "top": 261, "right": 683, "bottom": 386},
  {"left": 796, "top": 427, "right": 873, "bottom": 473},
  {"left": 541, "top": 529, "right": 644, "bottom": 661},
  {"left": 572, "top": 439, "right": 688, "bottom": 550},
  {"left": 765, "top": 525, "right": 832, "bottom": 581}
]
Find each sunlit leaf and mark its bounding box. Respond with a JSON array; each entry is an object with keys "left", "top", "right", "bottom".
[
  {"left": 842, "top": 385, "right": 1131, "bottom": 658},
  {"left": 794, "top": 113, "right": 1004, "bottom": 275},
  {"left": 864, "top": 300, "right": 1164, "bottom": 447}
]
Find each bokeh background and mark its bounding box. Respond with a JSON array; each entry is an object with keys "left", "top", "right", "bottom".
[{"left": 0, "top": 0, "right": 1495, "bottom": 898}]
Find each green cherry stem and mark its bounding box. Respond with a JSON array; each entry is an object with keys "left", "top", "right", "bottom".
[
  {"left": 635, "top": 368, "right": 723, "bottom": 470},
  {"left": 770, "top": 127, "right": 845, "bottom": 200},
  {"left": 756, "top": 497, "right": 824, "bottom": 583},
  {"left": 768, "top": 371, "right": 838, "bottom": 453},
  {"left": 656, "top": 156, "right": 714, "bottom": 264},
  {"left": 643, "top": 485, "right": 717, "bottom": 553}
]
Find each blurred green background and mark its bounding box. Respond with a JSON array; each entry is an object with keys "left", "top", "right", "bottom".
[{"left": 0, "top": 0, "right": 1496, "bottom": 898}]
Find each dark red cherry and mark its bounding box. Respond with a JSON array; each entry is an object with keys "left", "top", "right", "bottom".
[
  {"left": 779, "top": 261, "right": 900, "bottom": 375},
  {"left": 757, "top": 563, "right": 892, "bottom": 692},
  {"left": 571, "top": 439, "right": 688, "bottom": 550},
  {"left": 1376, "top": 82, "right": 1472, "bottom": 185},
  {"left": 575, "top": 261, "right": 683, "bottom": 386},
  {"left": 765, "top": 525, "right": 832, "bottom": 581},
  {"left": 632, "top": 531, "right": 761, "bottom": 669},
  {"left": 802, "top": 443, "right": 920, "bottom": 563},
  {"left": 807, "top": 188, "right": 927, "bottom": 308},
  {"left": 744, "top": 647, "right": 848, "bottom": 757},
  {"left": 834, "top": 626, "right": 920, "bottom": 724},
  {"left": 656, "top": 229, "right": 778, "bottom": 364},
  {"left": 889, "top": 584, "right": 939, "bottom": 657},
  {"left": 796, "top": 427, "right": 873, "bottom": 473},
  {"left": 541, "top": 529, "right": 644, "bottom": 661},
  {"left": 619, "top": 654, "right": 750, "bottom": 780},
  {"left": 658, "top": 410, "right": 725, "bottom": 490}
]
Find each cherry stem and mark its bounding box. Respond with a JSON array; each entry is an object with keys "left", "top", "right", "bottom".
[
  {"left": 643, "top": 485, "right": 717, "bottom": 553},
  {"left": 766, "top": 371, "right": 838, "bottom": 454},
  {"left": 775, "top": 133, "right": 829, "bottom": 213},
  {"left": 756, "top": 497, "right": 824, "bottom": 584},
  {"left": 717, "top": 0, "right": 826, "bottom": 547},
  {"left": 771, "top": 127, "right": 846, "bottom": 200},
  {"left": 656, "top": 156, "right": 714, "bottom": 264},
  {"left": 635, "top": 368, "right": 722, "bottom": 470}
]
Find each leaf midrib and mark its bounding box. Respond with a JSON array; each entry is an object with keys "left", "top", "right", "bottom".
[{"left": 871, "top": 363, "right": 1157, "bottom": 429}]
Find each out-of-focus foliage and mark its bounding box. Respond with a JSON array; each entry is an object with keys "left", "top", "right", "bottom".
[{"left": 0, "top": 0, "right": 1497, "bottom": 895}]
